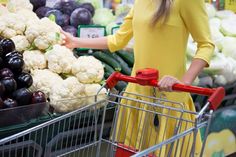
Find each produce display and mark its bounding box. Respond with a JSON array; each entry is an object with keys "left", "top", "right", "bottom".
[
  {"left": 0, "top": 38, "right": 46, "bottom": 110},
  {"left": 0, "top": 0, "right": 108, "bottom": 113},
  {"left": 0, "top": 0, "right": 235, "bottom": 122}
]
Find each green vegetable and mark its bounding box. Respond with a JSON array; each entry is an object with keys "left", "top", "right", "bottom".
[
  {"left": 111, "top": 52, "right": 131, "bottom": 75},
  {"left": 210, "top": 108, "right": 236, "bottom": 134},
  {"left": 102, "top": 62, "right": 115, "bottom": 77},
  {"left": 205, "top": 3, "right": 216, "bottom": 18},
  {"left": 115, "top": 4, "right": 132, "bottom": 17},
  {"left": 116, "top": 50, "right": 134, "bottom": 67},
  {"left": 93, "top": 8, "right": 116, "bottom": 26},
  {"left": 93, "top": 51, "right": 121, "bottom": 71},
  {"left": 115, "top": 81, "right": 128, "bottom": 92}
]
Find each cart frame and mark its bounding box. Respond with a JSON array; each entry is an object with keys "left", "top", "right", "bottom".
[{"left": 0, "top": 68, "right": 225, "bottom": 157}]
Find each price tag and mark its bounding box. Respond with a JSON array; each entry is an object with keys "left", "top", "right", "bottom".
[
  {"left": 78, "top": 25, "right": 106, "bottom": 39},
  {"left": 111, "top": 26, "right": 120, "bottom": 35},
  {"left": 77, "top": 25, "right": 106, "bottom": 51}
]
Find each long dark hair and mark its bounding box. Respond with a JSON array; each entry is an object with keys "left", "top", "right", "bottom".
[{"left": 151, "top": 0, "right": 172, "bottom": 25}]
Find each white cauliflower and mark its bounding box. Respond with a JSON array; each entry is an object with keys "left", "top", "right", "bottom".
[
  {"left": 16, "top": 9, "right": 39, "bottom": 22},
  {"left": 6, "top": 0, "right": 33, "bottom": 12},
  {"left": 45, "top": 45, "right": 77, "bottom": 74},
  {"left": 31, "top": 69, "right": 63, "bottom": 97},
  {"left": 0, "top": 4, "right": 9, "bottom": 16},
  {"left": 11, "top": 35, "right": 30, "bottom": 52},
  {"left": 72, "top": 56, "right": 104, "bottom": 84},
  {"left": 23, "top": 50, "right": 47, "bottom": 71},
  {"left": 0, "top": 13, "right": 26, "bottom": 38},
  {"left": 84, "top": 84, "right": 107, "bottom": 105},
  {"left": 50, "top": 77, "right": 85, "bottom": 113},
  {"left": 25, "top": 18, "right": 63, "bottom": 50}
]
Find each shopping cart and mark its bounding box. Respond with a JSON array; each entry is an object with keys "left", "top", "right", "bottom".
[{"left": 0, "top": 68, "right": 225, "bottom": 157}]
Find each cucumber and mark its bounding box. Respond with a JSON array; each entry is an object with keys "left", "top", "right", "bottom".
[
  {"left": 104, "top": 72, "right": 111, "bottom": 79},
  {"left": 102, "top": 62, "right": 115, "bottom": 79},
  {"left": 93, "top": 51, "right": 122, "bottom": 71},
  {"left": 117, "top": 50, "right": 134, "bottom": 67},
  {"left": 111, "top": 53, "right": 131, "bottom": 75},
  {"left": 115, "top": 81, "right": 128, "bottom": 92},
  {"left": 103, "top": 62, "right": 115, "bottom": 74}
]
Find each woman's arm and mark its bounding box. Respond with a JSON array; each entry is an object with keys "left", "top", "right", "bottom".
[
  {"left": 180, "top": 0, "right": 215, "bottom": 83},
  {"left": 181, "top": 59, "right": 207, "bottom": 85},
  {"left": 62, "top": 31, "right": 108, "bottom": 49}
]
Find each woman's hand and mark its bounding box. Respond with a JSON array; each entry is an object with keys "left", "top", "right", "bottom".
[
  {"left": 61, "top": 30, "right": 78, "bottom": 49},
  {"left": 158, "top": 76, "right": 182, "bottom": 92}
]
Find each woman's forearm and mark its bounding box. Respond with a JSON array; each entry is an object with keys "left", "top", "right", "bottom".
[
  {"left": 73, "top": 37, "right": 109, "bottom": 50},
  {"left": 182, "top": 58, "right": 208, "bottom": 85}
]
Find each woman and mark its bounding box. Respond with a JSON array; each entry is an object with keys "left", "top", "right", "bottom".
[{"left": 62, "top": 0, "right": 214, "bottom": 156}]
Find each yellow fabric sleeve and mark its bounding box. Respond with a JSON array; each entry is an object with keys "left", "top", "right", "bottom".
[
  {"left": 180, "top": 0, "right": 215, "bottom": 66},
  {"left": 107, "top": 7, "right": 134, "bottom": 52}
]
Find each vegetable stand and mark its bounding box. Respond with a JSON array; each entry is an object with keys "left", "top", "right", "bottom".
[{"left": 0, "top": 68, "right": 225, "bottom": 157}]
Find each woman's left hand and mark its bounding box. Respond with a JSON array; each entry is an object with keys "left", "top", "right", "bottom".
[{"left": 158, "top": 76, "right": 182, "bottom": 92}]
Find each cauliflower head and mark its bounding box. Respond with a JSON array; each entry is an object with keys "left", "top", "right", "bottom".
[
  {"left": 84, "top": 84, "right": 107, "bottom": 105},
  {"left": 6, "top": 0, "right": 33, "bottom": 13},
  {"left": 0, "top": 4, "right": 9, "bottom": 16},
  {"left": 16, "top": 9, "right": 39, "bottom": 22},
  {"left": 23, "top": 50, "right": 47, "bottom": 71},
  {"left": 11, "top": 35, "right": 30, "bottom": 52},
  {"left": 45, "top": 45, "right": 77, "bottom": 74},
  {"left": 31, "top": 69, "right": 63, "bottom": 97},
  {"left": 25, "top": 18, "right": 63, "bottom": 50},
  {"left": 0, "top": 13, "right": 26, "bottom": 38},
  {"left": 72, "top": 56, "right": 104, "bottom": 84},
  {"left": 50, "top": 77, "right": 86, "bottom": 113}
]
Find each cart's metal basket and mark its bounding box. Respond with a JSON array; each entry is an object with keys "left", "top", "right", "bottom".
[{"left": 0, "top": 69, "right": 225, "bottom": 157}]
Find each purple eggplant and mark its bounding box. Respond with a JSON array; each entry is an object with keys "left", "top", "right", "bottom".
[
  {"left": 16, "top": 72, "right": 33, "bottom": 88},
  {"left": 3, "top": 98, "right": 17, "bottom": 108},
  {"left": 0, "top": 39, "right": 15, "bottom": 55},
  {"left": 12, "top": 88, "right": 32, "bottom": 106},
  {"left": 0, "top": 68, "right": 14, "bottom": 79},
  {"left": 1, "top": 77, "right": 17, "bottom": 94},
  {"left": 31, "top": 91, "right": 46, "bottom": 104}
]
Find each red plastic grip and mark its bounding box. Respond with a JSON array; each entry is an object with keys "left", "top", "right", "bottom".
[{"left": 106, "top": 68, "right": 225, "bottom": 110}]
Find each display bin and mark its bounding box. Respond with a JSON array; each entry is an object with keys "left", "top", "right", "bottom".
[{"left": 0, "top": 97, "right": 116, "bottom": 157}]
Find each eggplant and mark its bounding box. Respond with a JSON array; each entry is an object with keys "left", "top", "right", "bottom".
[
  {"left": 0, "top": 68, "right": 14, "bottom": 79},
  {"left": 4, "top": 51, "right": 23, "bottom": 61},
  {"left": 16, "top": 72, "right": 33, "bottom": 88},
  {"left": 0, "top": 57, "right": 4, "bottom": 68},
  {"left": 0, "top": 97, "right": 3, "bottom": 109},
  {"left": 12, "top": 88, "right": 32, "bottom": 106},
  {"left": 3, "top": 98, "right": 17, "bottom": 108},
  {"left": 1, "top": 77, "right": 17, "bottom": 94},
  {"left": 0, "top": 44, "right": 3, "bottom": 58},
  {"left": 31, "top": 91, "right": 46, "bottom": 104},
  {"left": 6, "top": 57, "right": 24, "bottom": 73},
  {"left": 0, "top": 39, "right": 15, "bottom": 55},
  {"left": 0, "top": 82, "right": 5, "bottom": 97}
]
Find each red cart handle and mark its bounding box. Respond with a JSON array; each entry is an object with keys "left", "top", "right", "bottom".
[{"left": 106, "top": 68, "right": 225, "bottom": 110}]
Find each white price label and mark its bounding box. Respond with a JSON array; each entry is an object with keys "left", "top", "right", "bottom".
[{"left": 80, "top": 27, "right": 105, "bottom": 39}]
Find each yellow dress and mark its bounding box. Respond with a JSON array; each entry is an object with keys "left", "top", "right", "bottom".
[{"left": 107, "top": 0, "right": 214, "bottom": 156}]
